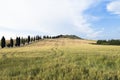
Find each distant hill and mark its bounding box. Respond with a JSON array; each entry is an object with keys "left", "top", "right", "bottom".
[{"left": 54, "top": 35, "right": 82, "bottom": 39}]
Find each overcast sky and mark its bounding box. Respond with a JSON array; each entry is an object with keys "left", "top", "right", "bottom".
[{"left": 0, "top": 0, "right": 120, "bottom": 40}]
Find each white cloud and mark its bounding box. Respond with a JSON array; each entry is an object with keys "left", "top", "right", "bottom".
[
  {"left": 107, "top": 0, "right": 120, "bottom": 15},
  {"left": 72, "top": 15, "right": 102, "bottom": 38},
  {"left": 0, "top": 0, "right": 102, "bottom": 39}
]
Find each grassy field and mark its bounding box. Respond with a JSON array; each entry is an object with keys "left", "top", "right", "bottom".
[{"left": 0, "top": 38, "right": 120, "bottom": 80}]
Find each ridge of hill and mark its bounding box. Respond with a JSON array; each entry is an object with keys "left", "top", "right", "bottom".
[{"left": 54, "top": 35, "right": 82, "bottom": 39}]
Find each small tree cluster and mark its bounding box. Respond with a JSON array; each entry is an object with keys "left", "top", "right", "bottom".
[
  {"left": 36, "top": 35, "right": 42, "bottom": 41},
  {"left": 43, "top": 35, "right": 51, "bottom": 39},
  {"left": 97, "top": 39, "right": 120, "bottom": 45},
  {"left": 108, "top": 40, "right": 120, "bottom": 45},
  {"left": 97, "top": 40, "right": 108, "bottom": 45}
]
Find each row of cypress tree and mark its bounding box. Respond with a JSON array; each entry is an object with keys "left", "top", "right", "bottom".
[
  {"left": 0, "top": 35, "right": 65, "bottom": 48},
  {"left": 0, "top": 35, "right": 42, "bottom": 48}
]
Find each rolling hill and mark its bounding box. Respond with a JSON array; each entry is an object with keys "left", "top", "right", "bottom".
[{"left": 0, "top": 38, "right": 120, "bottom": 80}]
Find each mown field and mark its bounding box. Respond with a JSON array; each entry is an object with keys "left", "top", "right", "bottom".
[{"left": 0, "top": 38, "right": 120, "bottom": 80}]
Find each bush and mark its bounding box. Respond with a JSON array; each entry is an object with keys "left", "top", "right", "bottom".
[{"left": 97, "top": 40, "right": 107, "bottom": 45}]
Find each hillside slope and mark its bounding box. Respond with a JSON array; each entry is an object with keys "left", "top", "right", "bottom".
[{"left": 0, "top": 39, "right": 120, "bottom": 80}]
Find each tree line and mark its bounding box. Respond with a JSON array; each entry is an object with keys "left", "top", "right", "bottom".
[
  {"left": 1, "top": 34, "right": 81, "bottom": 48},
  {"left": 0, "top": 35, "right": 65, "bottom": 48},
  {"left": 1, "top": 35, "right": 43, "bottom": 48},
  {"left": 97, "top": 39, "right": 120, "bottom": 45}
]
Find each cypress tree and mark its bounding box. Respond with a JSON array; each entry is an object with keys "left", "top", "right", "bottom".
[
  {"left": 15, "top": 37, "right": 18, "bottom": 46},
  {"left": 10, "top": 38, "right": 14, "bottom": 47},
  {"left": 18, "top": 37, "right": 20, "bottom": 46},
  {"left": 15, "top": 37, "right": 19, "bottom": 47},
  {"left": 1, "top": 36, "right": 6, "bottom": 48},
  {"left": 28, "top": 36, "right": 30, "bottom": 44}
]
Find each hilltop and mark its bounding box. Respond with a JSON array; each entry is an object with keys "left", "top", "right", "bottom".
[{"left": 53, "top": 35, "right": 82, "bottom": 39}]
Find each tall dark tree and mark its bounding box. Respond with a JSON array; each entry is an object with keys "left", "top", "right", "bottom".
[
  {"left": 10, "top": 38, "right": 14, "bottom": 47},
  {"left": 1, "top": 36, "right": 6, "bottom": 48},
  {"left": 18, "top": 37, "right": 20, "bottom": 46},
  {"left": 15, "top": 37, "right": 20, "bottom": 47},
  {"left": 28, "top": 36, "right": 30, "bottom": 44},
  {"left": 15, "top": 37, "right": 19, "bottom": 47}
]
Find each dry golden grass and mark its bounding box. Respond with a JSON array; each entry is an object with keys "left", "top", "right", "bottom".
[{"left": 0, "top": 38, "right": 120, "bottom": 80}]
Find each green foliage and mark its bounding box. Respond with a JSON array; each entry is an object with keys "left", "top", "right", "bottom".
[
  {"left": 108, "top": 40, "right": 120, "bottom": 45},
  {"left": 97, "top": 39, "right": 120, "bottom": 45},
  {"left": 52, "top": 35, "right": 82, "bottom": 39},
  {"left": 62, "top": 35, "right": 82, "bottom": 39},
  {"left": 97, "top": 40, "right": 107, "bottom": 45}
]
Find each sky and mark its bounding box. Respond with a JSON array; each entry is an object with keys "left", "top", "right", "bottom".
[{"left": 0, "top": 0, "right": 120, "bottom": 40}]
